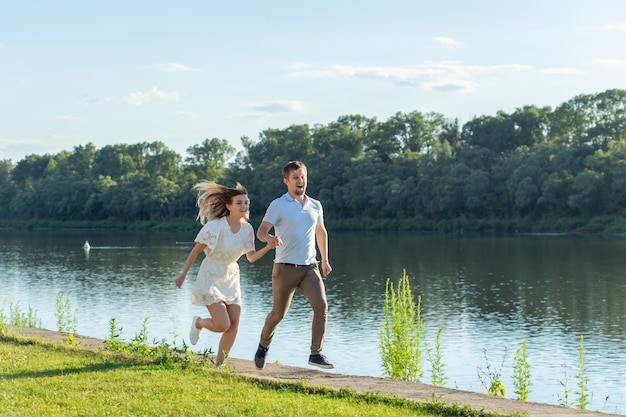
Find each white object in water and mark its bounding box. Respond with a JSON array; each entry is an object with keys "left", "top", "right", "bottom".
[{"left": 83, "top": 240, "right": 91, "bottom": 250}]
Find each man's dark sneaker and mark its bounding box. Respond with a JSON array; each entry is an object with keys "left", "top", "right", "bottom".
[
  {"left": 308, "top": 354, "right": 335, "bottom": 369},
  {"left": 254, "top": 344, "right": 269, "bottom": 369}
]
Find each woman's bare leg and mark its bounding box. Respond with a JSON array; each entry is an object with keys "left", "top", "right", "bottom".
[
  {"left": 214, "top": 304, "right": 241, "bottom": 366},
  {"left": 196, "top": 302, "right": 241, "bottom": 365},
  {"left": 196, "top": 302, "right": 230, "bottom": 332}
]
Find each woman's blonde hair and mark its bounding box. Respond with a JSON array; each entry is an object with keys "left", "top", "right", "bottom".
[{"left": 194, "top": 181, "right": 248, "bottom": 224}]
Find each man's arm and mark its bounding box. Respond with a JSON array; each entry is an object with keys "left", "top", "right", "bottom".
[
  {"left": 316, "top": 223, "right": 332, "bottom": 276},
  {"left": 258, "top": 220, "right": 282, "bottom": 247}
]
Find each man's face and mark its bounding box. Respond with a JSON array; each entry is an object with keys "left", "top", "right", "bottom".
[{"left": 284, "top": 168, "right": 307, "bottom": 197}]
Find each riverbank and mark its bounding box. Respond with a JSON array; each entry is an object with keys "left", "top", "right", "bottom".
[
  {"left": 3, "top": 215, "right": 626, "bottom": 235},
  {"left": 8, "top": 326, "right": 617, "bottom": 417}
]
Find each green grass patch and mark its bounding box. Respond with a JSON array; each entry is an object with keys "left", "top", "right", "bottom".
[{"left": 0, "top": 334, "right": 518, "bottom": 417}]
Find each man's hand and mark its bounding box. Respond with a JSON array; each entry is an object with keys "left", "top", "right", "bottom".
[
  {"left": 269, "top": 235, "right": 283, "bottom": 247},
  {"left": 321, "top": 260, "right": 332, "bottom": 276}
]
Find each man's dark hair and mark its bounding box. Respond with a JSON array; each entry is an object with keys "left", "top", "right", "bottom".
[{"left": 282, "top": 161, "right": 307, "bottom": 178}]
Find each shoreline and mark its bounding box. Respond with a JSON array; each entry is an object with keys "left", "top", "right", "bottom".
[{"left": 8, "top": 326, "right": 618, "bottom": 417}]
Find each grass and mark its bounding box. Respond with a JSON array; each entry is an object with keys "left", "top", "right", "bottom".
[
  {"left": 0, "top": 333, "right": 520, "bottom": 417},
  {"left": 2, "top": 287, "right": 597, "bottom": 414}
]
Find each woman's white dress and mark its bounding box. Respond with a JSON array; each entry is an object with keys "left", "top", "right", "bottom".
[{"left": 191, "top": 217, "right": 255, "bottom": 306}]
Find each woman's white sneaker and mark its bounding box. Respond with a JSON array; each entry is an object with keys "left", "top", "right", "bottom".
[{"left": 189, "top": 316, "right": 202, "bottom": 345}]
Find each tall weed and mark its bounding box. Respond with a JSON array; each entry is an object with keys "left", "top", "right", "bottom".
[
  {"left": 477, "top": 347, "right": 507, "bottom": 397},
  {"left": 380, "top": 270, "right": 424, "bottom": 382},
  {"left": 512, "top": 340, "right": 531, "bottom": 401},
  {"left": 0, "top": 310, "right": 6, "bottom": 334},
  {"left": 426, "top": 326, "right": 447, "bottom": 386},
  {"left": 55, "top": 291, "right": 77, "bottom": 334},
  {"left": 103, "top": 316, "right": 212, "bottom": 368},
  {"left": 558, "top": 362, "right": 573, "bottom": 407},
  {"left": 576, "top": 335, "right": 589, "bottom": 410},
  {"left": 8, "top": 302, "right": 42, "bottom": 328}
]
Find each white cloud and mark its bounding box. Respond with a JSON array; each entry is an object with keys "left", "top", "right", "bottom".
[
  {"left": 174, "top": 111, "right": 199, "bottom": 118},
  {"left": 289, "top": 61, "right": 531, "bottom": 92},
  {"left": 288, "top": 62, "right": 313, "bottom": 70},
  {"left": 593, "top": 58, "right": 626, "bottom": 68},
  {"left": 122, "top": 86, "right": 181, "bottom": 106},
  {"left": 433, "top": 37, "right": 463, "bottom": 48},
  {"left": 47, "top": 115, "right": 86, "bottom": 122},
  {"left": 605, "top": 22, "right": 626, "bottom": 32},
  {"left": 249, "top": 100, "right": 306, "bottom": 114},
  {"left": 488, "top": 64, "right": 531, "bottom": 72},
  {"left": 76, "top": 95, "right": 112, "bottom": 105},
  {"left": 147, "top": 63, "right": 201, "bottom": 72},
  {"left": 542, "top": 67, "right": 585, "bottom": 75}
]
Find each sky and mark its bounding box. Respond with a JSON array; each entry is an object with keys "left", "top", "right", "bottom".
[{"left": 2, "top": 1, "right": 626, "bottom": 163}]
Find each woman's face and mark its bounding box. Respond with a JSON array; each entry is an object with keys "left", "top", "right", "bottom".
[{"left": 227, "top": 194, "right": 250, "bottom": 218}]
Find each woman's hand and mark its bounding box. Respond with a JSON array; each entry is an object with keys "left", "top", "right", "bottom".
[{"left": 174, "top": 274, "right": 186, "bottom": 288}]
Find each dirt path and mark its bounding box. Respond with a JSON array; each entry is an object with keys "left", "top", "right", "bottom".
[{"left": 9, "top": 327, "right": 618, "bottom": 417}]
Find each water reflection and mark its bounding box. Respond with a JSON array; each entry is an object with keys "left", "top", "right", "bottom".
[{"left": 2, "top": 230, "right": 626, "bottom": 414}]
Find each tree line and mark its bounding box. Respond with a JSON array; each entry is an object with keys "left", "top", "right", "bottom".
[{"left": 1, "top": 89, "right": 625, "bottom": 233}]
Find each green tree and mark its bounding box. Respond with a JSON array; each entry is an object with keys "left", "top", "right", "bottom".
[
  {"left": 84, "top": 176, "right": 118, "bottom": 220},
  {"left": 510, "top": 105, "right": 551, "bottom": 148},
  {"left": 381, "top": 111, "right": 446, "bottom": 154},
  {"left": 506, "top": 155, "right": 544, "bottom": 217},
  {"left": 0, "top": 160, "right": 16, "bottom": 218},
  {"left": 311, "top": 115, "right": 370, "bottom": 160},
  {"left": 548, "top": 90, "right": 626, "bottom": 151},
  {"left": 433, "top": 162, "right": 470, "bottom": 217},
  {"left": 11, "top": 154, "right": 57, "bottom": 188},
  {"left": 567, "top": 169, "right": 604, "bottom": 216},
  {"left": 463, "top": 169, "right": 491, "bottom": 217},
  {"left": 56, "top": 143, "right": 97, "bottom": 176},
  {"left": 143, "top": 141, "right": 182, "bottom": 181},
  {"left": 92, "top": 145, "right": 138, "bottom": 181},
  {"left": 580, "top": 89, "right": 626, "bottom": 150},
  {"left": 184, "top": 138, "right": 235, "bottom": 182}
]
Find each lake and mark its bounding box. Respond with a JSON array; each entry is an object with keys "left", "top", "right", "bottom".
[{"left": 1, "top": 229, "right": 626, "bottom": 414}]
